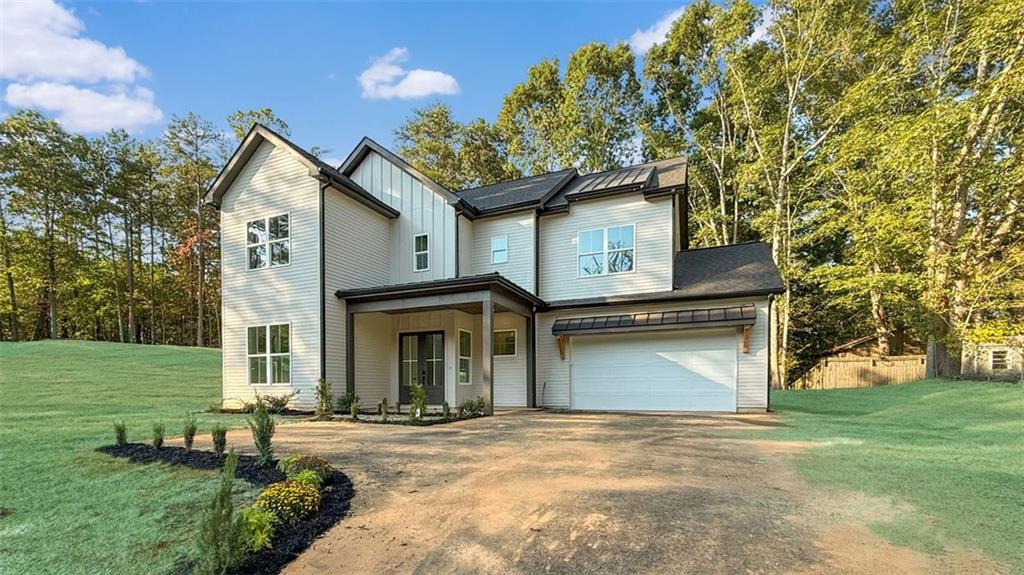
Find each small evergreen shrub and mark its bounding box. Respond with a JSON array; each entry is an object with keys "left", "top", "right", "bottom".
[
  {"left": 152, "top": 422, "right": 165, "bottom": 449},
  {"left": 182, "top": 412, "right": 198, "bottom": 451},
  {"left": 255, "top": 480, "right": 320, "bottom": 524},
  {"left": 279, "top": 454, "right": 331, "bottom": 482},
  {"left": 337, "top": 390, "right": 359, "bottom": 414},
  {"left": 113, "top": 420, "right": 126, "bottom": 446},
  {"left": 195, "top": 450, "right": 246, "bottom": 575},
  {"left": 291, "top": 469, "right": 323, "bottom": 490},
  {"left": 409, "top": 383, "right": 428, "bottom": 421},
  {"left": 314, "top": 378, "right": 334, "bottom": 420},
  {"left": 350, "top": 400, "right": 359, "bottom": 420},
  {"left": 242, "top": 391, "right": 298, "bottom": 414},
  {"left": 442, "top": 401, "right": 451, "bottom": 420},
  {"left": 378, "top": 397, "right": 389, "bottom": 421},
  {"left": 248, "top": 403, "right": 276, "bottom": 467},
  {"left": 458, "top": 397, "right": 486, "bottom": 417},
  {"left": 211, "top": 425, "right": 228, "bottom": 457},
  {"left": 241, "top": 505, "right": 276, "bottom": 551}
]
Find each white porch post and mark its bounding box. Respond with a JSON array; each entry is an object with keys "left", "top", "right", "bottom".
[{"left": 481, "top": 293, "right": 494, "bottom": 415}]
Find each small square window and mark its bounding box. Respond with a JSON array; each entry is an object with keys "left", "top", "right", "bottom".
[
  {"left": 491, "top": 235, "right": 508, "bottom": 264},
  {"left": 991, "top": 350, "right": 1009, "bottom": 371},
  {"left": 493, "top": 330, "right": 516, "bottom": 356}
]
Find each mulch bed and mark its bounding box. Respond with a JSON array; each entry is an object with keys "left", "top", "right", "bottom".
[
  {"left": 97, "top": 444, "right": 354, "bottom": 575},
  {"left": 343, "top": 413, "right": 484, "bottom": 426}
]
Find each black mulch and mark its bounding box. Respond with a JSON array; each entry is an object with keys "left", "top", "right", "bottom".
[{"left": 97, "top": 444, "right": 355, "bottom": 575}]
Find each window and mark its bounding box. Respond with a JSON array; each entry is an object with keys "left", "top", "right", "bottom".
[
  {"left": 413, "top": 233, "right": 429, "bottom": 272},
  {"left": 991, "top": 350, "right": 1009, "bottom": 371},
  {"left": 247, "top": 214, "right": 290, "bottom": 270},
  {"left": 493, "top": 329, "right": 516, "bottom": 356},
  {"left": 458, "top": 329, "right": 472, "bottom": 384},
  {"left": 577, "top": 224, "right": 634, "bottom": 277},
  {"left": 491, "top": 235, "right": 509, "bottom": 264},
  {"left": 247, "top": 324, "right": 290, "bottom": 384}
]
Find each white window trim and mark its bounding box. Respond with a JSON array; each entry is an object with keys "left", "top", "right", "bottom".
[
  {"left": 413, "top": 233, "right": 430, "bottom": 272},
  {"left": 458, "top": 328, "right": 472, "bottom": 385},
  {"left": 493, "top": 329, "right": 517, "bottom": 357},
  {"left": 246, "top": 212, "right": 292, "bottom": 272},
  {"left": 491, "top": 234, "right": 509, "bottom": 265},
  {"left": 990, "top": 349, "right": 1009, "bottom": 371},
  {"left": 576, "top": 223, "right": 636, "bottom": 278},
  {"left": 247, "top": 322, "right": 292, "bottom": 386}
]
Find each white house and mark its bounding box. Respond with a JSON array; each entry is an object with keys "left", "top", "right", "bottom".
[{"left": 205, "top": 125, "right": 784, "bottom": 413}]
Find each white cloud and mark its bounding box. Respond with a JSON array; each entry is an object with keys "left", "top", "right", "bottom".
[
  {"left": 629, "top": 6, "right": 686, "bottom": 54},
  {"left": 0, "top": 0, "right": 161, "bottom": 133},
  {"left": 358, "top": 48, "right": 460, "bottom": 101},
  {"left": 4, "top": 83, "right": 163, "bottom": 133},
  {"left": 750, "top": 6, "right": 776, "bottom": 44},
  {"left": 0, "top": 0, "right": 147, "bottom": 83}
]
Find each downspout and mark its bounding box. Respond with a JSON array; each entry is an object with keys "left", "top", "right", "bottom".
[
  {"left": 767, "top": 293, "right": 774, "bottom": 412},
  {"left": 319, "top": 181, "right": 327, "bottom": 382}
]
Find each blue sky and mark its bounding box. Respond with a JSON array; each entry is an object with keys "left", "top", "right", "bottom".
[{"left": 1, "top": 1, "right": 689, "bottom": 164}]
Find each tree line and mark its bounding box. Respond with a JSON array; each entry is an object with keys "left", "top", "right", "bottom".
[{"left": 1, "top": 0, "right": 1021, "bottom": 385}]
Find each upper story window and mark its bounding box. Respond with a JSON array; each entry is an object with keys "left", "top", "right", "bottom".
[
  {"left": 413, "top": 234, "right": 429, "bottom": 272},
  {"left": 990, "top": 349, "right": 1009, "bottom": 370},
  {"left": 247, "top": 214, "right": 290, "bottom": 270},
  {"left": 577, "top": 224, "right": 635, "bottom": 277},
  {"left": 491, "top": 235, "right": 509, "bottom": 264},
  {"left": 247, "top": 323, "right": 290, "bottom": 385}
]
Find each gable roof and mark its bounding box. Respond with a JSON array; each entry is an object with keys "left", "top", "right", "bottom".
[
  {"left": 672, "top": 242, "right": 784, "bottom": 298},
  {"left": 454, "top": 168, "right": 577, "bottom": 215},
  {"left": 338, "top": 136, "right": 462, "bottom": 206},
  {"left": 542, "top": 156, "right": 688, "bottom": 213},
  {"left": 205, "top": 125, "right": 399, "bottom": 219}
]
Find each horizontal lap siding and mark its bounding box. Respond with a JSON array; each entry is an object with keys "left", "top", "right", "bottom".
[
  {"left": 468, "top": 214, "right": 536, "bottom": 293},
  {"left": 324, "top": 188, "right": 391, "bottom": 399},
  {"left": 220, "top": 141, "right": 320, "bottom": 409},
  {"left": 353, "top": 313, "right": 393, "bottom": 408},
  {"left": 536, "top": 297, "right": 770, "bottom": 411},
  {"left": 492, "top": 313, "right": 527, "bottom": 406},
  {"left": 538, "top": 195, "right": 673, "bottom": 301}
]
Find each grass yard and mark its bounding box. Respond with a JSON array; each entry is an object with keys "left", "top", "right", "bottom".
[
  {"left": 764, "top": 379, "right": 1024, "bottom": 572},
  {"left": 0, "top": 340, "right": 256, "bottom": 575}
]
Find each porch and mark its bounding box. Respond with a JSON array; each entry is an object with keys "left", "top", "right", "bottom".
[{"left": 337, "top": 274, "right": 543, "bottom": 414}]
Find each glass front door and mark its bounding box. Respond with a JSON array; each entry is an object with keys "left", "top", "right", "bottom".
[{"left": 399, "top": 332, "right": 445, "bottom": 405}]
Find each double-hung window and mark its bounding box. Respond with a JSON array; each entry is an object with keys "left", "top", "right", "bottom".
[
  {"left": 493, "top": 329, "right": 516, "bottom": 356},
  {"left": 991, "top": 350, "right": 1009, "bottom": 371},
  {"left": 491, "top": 235, "right": 509, "bottom": 264},
  {"left": 413, "top": 234, "right": 429, "bottom": 272},
  {"left": 247, "top": 324, "right": 290, "bottom": 384},
  {"left": 577, "top": 224, "right": 635, "bottom": 277},
  {"left": 247, "top": 214, "right": 290, "bottom": 270},
  {"left": 458, "top": 329, "right": 472, "bottom": 384}
]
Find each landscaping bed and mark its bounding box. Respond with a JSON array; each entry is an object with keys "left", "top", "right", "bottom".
[
  {"left": 342, "top": 412, "right": 484, "bottom": 426},
  {"left": 98, "top": 444, "right": 354, "bottom": 575}
]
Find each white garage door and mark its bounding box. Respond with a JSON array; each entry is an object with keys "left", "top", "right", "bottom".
[{"left": 570, "top": 329, "right": 737, "bottom": 412}]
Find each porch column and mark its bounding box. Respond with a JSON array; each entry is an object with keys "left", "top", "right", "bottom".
[
  {"left": 481, "top": 293, "right": 494, "bottom": 415},
  {"left": 345, "top": 308, "right": 355, "bottom": 394},
  {"left": 526, "top": 314, "right": 536, "bottom": 408}
]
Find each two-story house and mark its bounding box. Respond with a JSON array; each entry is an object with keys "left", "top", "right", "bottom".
[{"left": 205, "top": 125, "right": 784, "bottom": 414}]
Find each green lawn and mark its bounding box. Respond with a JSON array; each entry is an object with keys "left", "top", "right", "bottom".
[
  {"left": 764, "top": 380, "right": 1023, "bottom": 572},
  {"left": 0, "top": 340, "right": 255, "bottom": 575}
]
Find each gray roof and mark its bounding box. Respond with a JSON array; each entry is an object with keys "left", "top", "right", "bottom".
[
  {"left": 454, "top": 168, "right": 576, "bottom": 214},
  {"left": 551, "top": 304, "right": 756, "bottom": 335},
  {"left": 673, "top": 242, "right": 784, "bottom": 298}
]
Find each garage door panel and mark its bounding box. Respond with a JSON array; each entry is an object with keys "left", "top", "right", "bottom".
[{"left": 570, "top": 330, "right": 737, "bottom": 412}]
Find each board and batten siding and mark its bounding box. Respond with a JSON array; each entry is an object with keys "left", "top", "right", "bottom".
[
  {"left": 349, "top": 151, "right": 457, "bottom": 282},
  {"left": 538, "top": 194, "right": 673, "bottom": 301},
  {"left": 219, "top": 141, "right": 320, "bottom": 409},
  {"left": 535, "top": 297, "right": 770, "bottom": 411},
  {"left": 467, "top": 213, "right": 536, "bottom": 293},
  {"left": 323, "top": 187, "right": 392, "bottom": 398}
]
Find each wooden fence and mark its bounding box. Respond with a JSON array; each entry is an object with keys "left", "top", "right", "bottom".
[{"left": 793, "top": 355, "right": 927, "bottom": 390}]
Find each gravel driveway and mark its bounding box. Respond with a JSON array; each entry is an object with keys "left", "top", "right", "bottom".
[{"left": 212, "top": 410, "right": 1002, "bottom": 575}]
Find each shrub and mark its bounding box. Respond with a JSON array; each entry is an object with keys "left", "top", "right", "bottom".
[
  {"left": 409, "top": 383, "right": 428, "bottom": 421},
  {"left": 458, "top": 396, "right": 486, "bottom": 418},
  {"left": 152, "top": 422, "right": 165, "bottom": 449},
  {"left": 278, "top": 454, "right": 331, "bottom": 482},
  {"left": 113, "top": 420, "right": 126, "bottom": 446},
  {"left": 195, "top": 449, "right": 246, "bottom": 575},
  {"left": 314, "top": 378, "right": 333, "bottom": 421},
  {"left": 255, "top": 480, "right": 320, "bottom": 524},
  {"left": 211, "top": 425, "right": 228, "bottom": 457},
  {"left": 291, "top": 469, "right": 323, "bottom": 490},
  {"left": 242, "top": 391, "right": 298, "bottom": 414},
  {"left": 442, "top": 401, "right": 451, "bottom": 420},
  {"left": 248, "top": 402, "right": 276, "bottom": 467},
  {"left": 337, "top": 390, "right": 360, "bottom": 414},
  {"left": 241, "top": 505, "right": 276, "bottom": 551},
  {"left": 349, "top": 400, "right": 359, "bottom": 420},
  {"left": 378, "top": 397, "right": 388, "bottom": 419},
  {"left": 182, "top": 412, "right": 198, "bottom": 451}
]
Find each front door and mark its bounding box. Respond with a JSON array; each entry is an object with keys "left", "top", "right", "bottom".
[{"left": 399, "top": 332, "right": 445, "bottom": 405}]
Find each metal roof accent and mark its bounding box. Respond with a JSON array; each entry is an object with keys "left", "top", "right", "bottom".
[{"left": 551, "top": 304, "right": 756, "bottom": 335}]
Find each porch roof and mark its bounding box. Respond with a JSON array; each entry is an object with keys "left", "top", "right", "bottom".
[
  {"left": 335, "top": 273, "right": 544, "bottom": 314},
  {"left": 551, "top": 304, "right": 756, "bottom": 336}
]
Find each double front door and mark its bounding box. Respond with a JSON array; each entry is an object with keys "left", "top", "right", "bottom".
[{"left": 399, "top": 332, "right": 445, "bottom": 404}]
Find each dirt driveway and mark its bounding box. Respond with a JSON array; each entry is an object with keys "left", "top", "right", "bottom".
[{"left": 215, "top": 410, "right": 1000, "bottom": 575}]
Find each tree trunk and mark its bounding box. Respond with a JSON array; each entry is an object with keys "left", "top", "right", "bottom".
[
  {"left": 0, "top": 196, "right": 18, "bottom": 341},
  {"left": 126, "top": 213, "right": 136, "bottom": 344},
  {"left": 44, "top": 195, "right": 58, "bottom": 339},
  {"left": 196, "top": 193, "right": 205, "bottom": 347}
]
